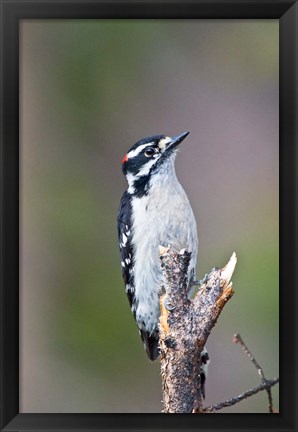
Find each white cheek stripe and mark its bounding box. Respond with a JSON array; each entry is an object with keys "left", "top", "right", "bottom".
[
  {"left": 137, "top": 158, "right": 158, "bottom": 176},
  {"left": 127, "top": 142, "right": 154, "bottom": 159},
  {"left": 126, "top": 173, "right": 136, "bottom": 193}
]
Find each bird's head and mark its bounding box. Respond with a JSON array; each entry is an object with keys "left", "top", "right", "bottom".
[{"left": 121, "top": 132, "right": 190, "bottom": 196}]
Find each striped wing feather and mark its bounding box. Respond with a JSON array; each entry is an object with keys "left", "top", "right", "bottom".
[{"left": 117, "top": 191, "right": 159, "bottom": 361}]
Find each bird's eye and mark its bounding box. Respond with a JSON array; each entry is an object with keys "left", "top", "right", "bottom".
[{"left": 144, "top": 147, "right": 155, "bottom": 157}]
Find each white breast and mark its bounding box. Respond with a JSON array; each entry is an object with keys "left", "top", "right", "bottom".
[{"left": 131, "top": 166, "right": 198, "bottom": 333}]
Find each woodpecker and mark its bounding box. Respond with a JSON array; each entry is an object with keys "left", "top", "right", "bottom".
[{"left": 117, "top": 132, "right": 209, "bottom": 395}]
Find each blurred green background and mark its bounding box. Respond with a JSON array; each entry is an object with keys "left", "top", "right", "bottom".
[{"left": 19, "top": 20, "right": 279, "bottom": 413}]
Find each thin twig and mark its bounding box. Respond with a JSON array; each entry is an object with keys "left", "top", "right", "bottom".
[
  {"left": 203, "top": 378, "right": 279, "bottom": 413},
  {"left": 233, "top": 333, "right": 265, "bottom": 379},
  {"left": 233, "top": 333, "right": 275, "bottom": 413}
]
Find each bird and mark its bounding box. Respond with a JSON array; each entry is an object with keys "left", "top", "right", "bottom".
[{"left": 117, "top": 132, "right": 209, "bottom": 395}]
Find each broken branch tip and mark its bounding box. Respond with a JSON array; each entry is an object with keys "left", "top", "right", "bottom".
[{"left": 159, "top": 245, "right": 170, "bottom": 256}]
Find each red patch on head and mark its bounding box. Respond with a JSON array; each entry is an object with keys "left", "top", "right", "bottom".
[{"left": 122, "top": 154, "right": 128, "bottom": 164}]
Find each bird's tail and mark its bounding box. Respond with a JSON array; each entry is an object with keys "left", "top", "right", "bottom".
[{"left": 140, "top": 329, "right": 159, "bottom": 361}]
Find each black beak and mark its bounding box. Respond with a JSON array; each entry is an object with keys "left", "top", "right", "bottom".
[{"left": 167, "top": 131, "right": 190, "bottom": 150}]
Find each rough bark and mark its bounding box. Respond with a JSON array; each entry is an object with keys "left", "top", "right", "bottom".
[{"left": 159, "top": 247, "right": 236, "bottom": 413}]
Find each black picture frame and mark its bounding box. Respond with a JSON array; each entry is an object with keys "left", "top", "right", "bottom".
[{"left": 0, "top": 1, "right": 296, "bottom": 431}]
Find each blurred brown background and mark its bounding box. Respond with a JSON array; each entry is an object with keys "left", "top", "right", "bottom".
[{"left": 20, "top": 20, "right": 279, "bottom": 413}]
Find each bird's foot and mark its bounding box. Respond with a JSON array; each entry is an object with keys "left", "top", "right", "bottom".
[
  {"left": 163, "top": 297, "right": 176, "bottom": 311},
  {"left": 192, "top": 273, "right": 209, "bottom": 288}
]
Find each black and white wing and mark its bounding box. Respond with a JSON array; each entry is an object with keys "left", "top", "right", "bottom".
[
  {"left": 117, "top": 191, "right": 159, "bottom": 361},
  {"left": 117, "top": 191, "right": 135, "bottom": 310}
]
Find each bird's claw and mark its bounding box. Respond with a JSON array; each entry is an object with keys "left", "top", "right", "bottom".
[
  {"left": 163, "top": 297, "right": 176, "bottom": 311},
  {"left": 192, "top": 273, "right": 209, "bottom": 287}
]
